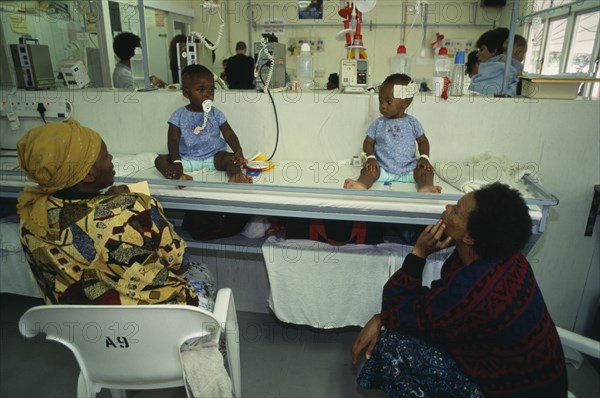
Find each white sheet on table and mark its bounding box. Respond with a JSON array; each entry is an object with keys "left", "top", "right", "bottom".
[
  {"left": 113, "top": 152, "right": 158, "bottom": 177},
  {"left": 436, "top": 153, "right": 538, "bottom": 193},
  {"left": 262, "top": 237, "right": 453, "bottom": 328},
  {"left": 0, "top": 216, "right": 42, "bottom": 298}
]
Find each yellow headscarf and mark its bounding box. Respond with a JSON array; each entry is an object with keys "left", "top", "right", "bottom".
[{"left": 17, "top": 120, "right": 102, "bottom": 237}]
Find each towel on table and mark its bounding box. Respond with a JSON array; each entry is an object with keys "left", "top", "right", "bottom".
[
  {"left": 436, "top": 153, "right": 536, "bottom": 193},
  {"left": 262, "top": 237, "right": 453, "bottom": 328},
  {"left": 181, "top": 344, "right": 232, "bottom": 398},
  {"left": 0, "top": 216, "right": 43, "bottom": 298}
]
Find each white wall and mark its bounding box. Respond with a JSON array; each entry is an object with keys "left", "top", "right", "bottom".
[{"left": 1, "top": 87, "right": 599, "bottom": 332}]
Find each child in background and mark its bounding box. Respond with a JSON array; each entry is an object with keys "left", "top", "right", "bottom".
[
  {"left": 466, "top": 50, "right": 480, "bottom": 78},
  {"left": 500, "top": 34, "right": 528, "bottom": 76},
  {"left": 155, "top": 64, "right": 252, "bottom": 183},
  {"left": 344, "top": 73, "right": 441, "bottom": 193}
]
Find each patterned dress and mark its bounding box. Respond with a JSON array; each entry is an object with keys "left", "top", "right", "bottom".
[
  {"left": 20, "top": 191, "right": 214, "bottom": 309},
  {"left": 366, "top": 115, "right": 424, "bottom": 176}
]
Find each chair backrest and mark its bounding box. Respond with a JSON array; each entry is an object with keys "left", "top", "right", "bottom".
[{"left": 19, "top": 304, "right": 221, "bottom": 390}]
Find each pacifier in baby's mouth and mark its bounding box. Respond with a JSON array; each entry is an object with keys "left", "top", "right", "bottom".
[
  {"left": 193, "top": 100, "right": 213, "bottom": 134},
  {"left": 202, "top": 99, "right": 213, "bottom": 113}
]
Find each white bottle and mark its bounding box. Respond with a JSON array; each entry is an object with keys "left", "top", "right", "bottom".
[
  {"left": 433, "top": 47, "right": 450, "bottom": 78},
  {"left": 432, "top": 47, "right": 450, "bottom": 97},
  {"left": 296, "top": 43, "right": 314, "bottom": 90},
  {"left": 389, "top": 45, "right": 411, "bottom": 76}
]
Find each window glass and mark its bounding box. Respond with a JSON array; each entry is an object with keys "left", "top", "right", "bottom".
[
  {"left": 525, "top": 20, "right": 546, "bottom": 74},
  {"left": 541, "top": 17, "right": 567, "bottom": 74},
  {"left": 1, "top": 0, "right": 106, "bottom": 87},
  {"left": 566, "top": 10, "right": 600, "bottom": 74}
]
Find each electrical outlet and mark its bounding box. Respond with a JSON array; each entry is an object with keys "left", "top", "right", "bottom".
[
  {"left": 1, "top": 97, "right": 68, "bottom": 119},
  {"left": 13, "top": 99, "right": 67, "bottom": 118}
]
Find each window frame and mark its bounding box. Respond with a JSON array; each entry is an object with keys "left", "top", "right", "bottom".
[{"left": 523, "top": 0, "right": 600, "bottom": 97}]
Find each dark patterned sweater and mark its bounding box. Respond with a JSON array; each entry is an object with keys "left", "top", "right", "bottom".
[{"left": 381, "top": 250, "right": 568, "bottom": 397}]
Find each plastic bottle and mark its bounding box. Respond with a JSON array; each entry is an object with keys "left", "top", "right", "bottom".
[
  {"left": 296, "top": 43, "right": 314, "bottom": 90},
  {"left": 433, "top": 47, "right": 450, "bottom": 78},
  {"left": 432, "top": 47, "right": 450, "bottom": 97},
  {"left": 448, "top": 51, "right": 465, "bottom": 97},
  {"left": 389, "top": 45, "right": 411, "bottom": 76}
]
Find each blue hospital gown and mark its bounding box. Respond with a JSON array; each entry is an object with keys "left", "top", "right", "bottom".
[
  {"left": 366, "top": 115, "right": 424, "bottom": 175},
  {"left": 168, "top": 106, "right": 228, "bottom": 161}
]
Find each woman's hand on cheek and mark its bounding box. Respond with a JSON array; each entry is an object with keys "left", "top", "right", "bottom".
[
  {"left": 412, "top": 219, "right": 452, "bottom": 258},
  {"left": 106, "top": 185, "right": 130, "bottom": 195}
]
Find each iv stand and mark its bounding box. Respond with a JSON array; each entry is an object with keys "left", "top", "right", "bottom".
[{"left": 137, "top": 0, "right": 157, "bottom": 91}]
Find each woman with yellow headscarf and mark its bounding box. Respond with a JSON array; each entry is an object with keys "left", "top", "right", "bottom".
[{"left": 16, "top": 120, "right": 214, "bottom": 309}]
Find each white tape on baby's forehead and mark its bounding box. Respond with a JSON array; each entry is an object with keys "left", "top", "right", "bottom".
[{"left": 393, "top": 82, "right": 417, "bottom": 99}]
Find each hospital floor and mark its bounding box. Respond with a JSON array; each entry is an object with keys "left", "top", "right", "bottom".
[{"left": 1, "top": 293, "right": 599, "bottom": 398}]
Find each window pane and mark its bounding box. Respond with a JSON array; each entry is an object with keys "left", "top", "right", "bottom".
[
  {"left": 592, "top": 63, "right": 600, "bottom": 99},
  {"left": 541, "top": 17, "right": 567, "bottom": 74},
  {"left": 566, "top": 10, "right": 600, "bottom": 74},
  {"left": 1, "top": 1, "right": 108, "bottom": 87},
  {"left": 525, "top": 20, "right": 546, "bottom": 73}
]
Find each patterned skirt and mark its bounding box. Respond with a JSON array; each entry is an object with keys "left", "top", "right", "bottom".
[
  {"left": 185, "top": 261, "right": 216, "bottom": 312},
  {"left": 357, "top": 329, "right": 484, "bottom": 398},
  {"left": 181, "top": 262, "right": 218, "bottom": 351}
]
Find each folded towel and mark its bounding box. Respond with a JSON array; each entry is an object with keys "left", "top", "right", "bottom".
[
  {"left": 262, "top": 238, "right": 453, "bottom": 328},
  {"left": 181, "top": 345, "right": 232, "bottom": 398}
]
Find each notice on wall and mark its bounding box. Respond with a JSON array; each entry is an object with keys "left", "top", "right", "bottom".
[
  {"left": 263, "top": 20, "right": 285, "bottom": 36},
  {"left": 9, "top": 15, "right": 29, "bottom": 34}
]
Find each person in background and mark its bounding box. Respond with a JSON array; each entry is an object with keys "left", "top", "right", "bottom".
[
  {"left": 470, "top": 28, "right": 519, "bottom": 96},
  {"left": 465, "top": 50, "right": 480, "bottom": 78},
  {"left": 499, "top": 34, "right": 528, "bottom": 95},
  {"left": 155, "top": 64, "right": 252, "bottom": 184},
  {"left": 474, "top": 27, "right": 509, "bottom": 63},
  {"left": 220, "top": 59, "right": 228, "bottom": 85},
  {"left": 226, "top": 41, "right": 255, "bottom": 89},
  {"left": 500, "top": 34, "right": 528, "bottom": 76},
  {"left": 327, "top": 73, "right": 339, "bottom": 90},
  {"left": 16, "top": 120, "right": 214, "bottom": 309},
  {"left": 112, "top": 32, "right": 140, "bottom": 89},
  {"left": 344, "top": 73, "right": 440, "bottom": 193},
  {"left": 169, "top": 34, "right": 188, "bottom": 84},
  {"left": 112, "top": 32, "right": 166, "bottom": 89},
  {"left": 352, "top": 182, "right": 568, "bottom": 397}
]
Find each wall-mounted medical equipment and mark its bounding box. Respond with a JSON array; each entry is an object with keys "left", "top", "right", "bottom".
[
  {"left": 60, "top": 60, "right": 90, "bottom": 88},
  {"left": 340, "top": 59, "right": 368, "bottom": 93},
  {"left": 254, "top": 41, "right": 286, "bottom": 91},
  {"left": 10, "top": 37, "right": 55, "bottom": 90},
  {"left": 176, "top": 39, "right": 199, "bottom": 83}
]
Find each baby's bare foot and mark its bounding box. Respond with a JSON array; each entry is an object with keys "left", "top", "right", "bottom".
[
  {"left": 229, "top": 173, "right": 253, "bottom": 184},
  {"left": 418, "top": 185, "right": 442, "bottom": 193},
  {"left": 177, "top": 174, "right": 193, "bottom": 189},
  {"left": 344, "top": 178, "right": 367, "bottom": 190}
]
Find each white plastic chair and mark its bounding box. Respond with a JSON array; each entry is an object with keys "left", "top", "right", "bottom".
[
  {"left": 19, "top": 288, "right": 241, "bottom": 398},
  {"left": 556, "top": 326, "right": 600, "bottom": 398}
]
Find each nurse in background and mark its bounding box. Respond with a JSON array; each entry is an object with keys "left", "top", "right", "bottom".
[{"left": 112, "top": 32, "right": 166, "bottom": 89}]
